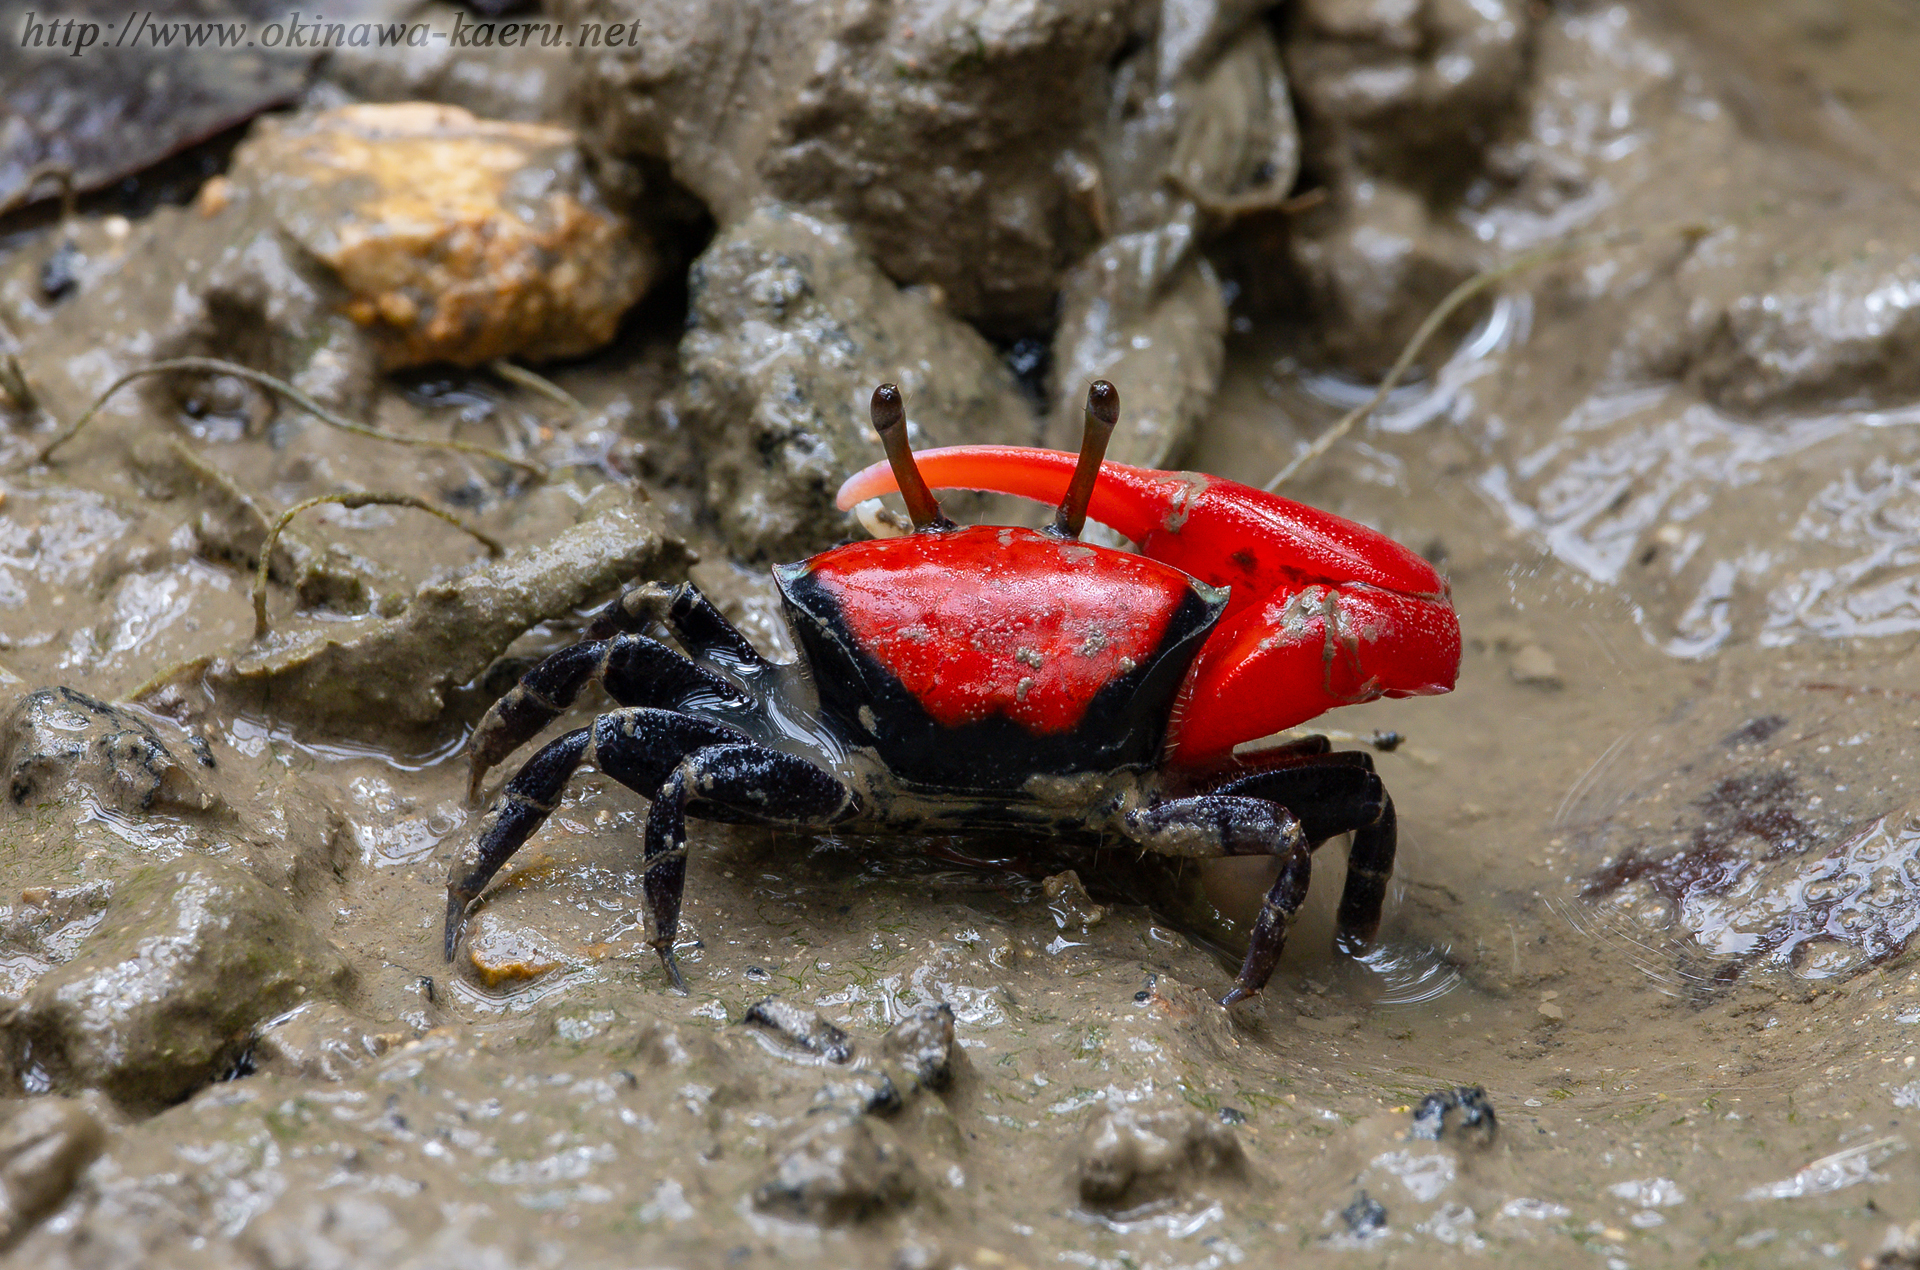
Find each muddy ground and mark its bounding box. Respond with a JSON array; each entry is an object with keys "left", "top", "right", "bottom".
[{"left": 3, "top": 0, "right": 1920, "bottom": 1266}]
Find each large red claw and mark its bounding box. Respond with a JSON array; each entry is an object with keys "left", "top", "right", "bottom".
[{"left": 837, "top": 446, "right": 1461, "bottom": 767}]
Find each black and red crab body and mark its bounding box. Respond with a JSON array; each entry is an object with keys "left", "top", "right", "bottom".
[
  {"left": 447, "top": 382, "right": 1461, "bottom": 1006},
  {"left": 778, "top": 524, "right": 1224, "bottom": 790}
]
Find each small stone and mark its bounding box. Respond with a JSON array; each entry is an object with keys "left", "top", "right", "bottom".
[
  {"left": 1510, "top": 644, "right": 1562, "bottom": 687},
  {"left": 753, "top": 1113, "right": 920, "bottom": 1224},
  {"left": 236, "top": 102, "right": 653, "bottom": 369},
  {"left": 881, "top": 1003, "right": 959, "bottom": 1093},
  {"left": 1041, "top": 872, "right": 1109, "bottom": 931},
  {"left": 1077, "top": 1106, "right": 1247, "bottom": 1208},
  {"left": 1340, "top": 1188, "right": 1388, "bottom": 1237},
  {"left": 0, "top": 1097, "right": 107, "bottom": 1250},
  {"left": 743, "top": 997, "right": 853, "bottom": 1064},
  {"left": 3, "top": 688, "right": 216, "bottom": 816},
  {"left": 1409, "top": 1087, "right": 1498, "bottom": 1147},
  {"left": 1537, "top": 1001, "right": 1566, "bottom": 1022},
  {"left": 464, "top": 915, "right": 569, "bottom": 987}
]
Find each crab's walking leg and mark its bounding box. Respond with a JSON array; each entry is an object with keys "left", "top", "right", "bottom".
[
  {"left": 449, "top": 709, "right": 750, "bottom": 959},
  {"left": 1123, "top": 796, "right": 1314, "bottom": 1006},
  {"left": 629, "top": 743, "right": 857, "bottom": 991},
  {"left": 468, "top": 634, "right": 747, "bottom": 801},
  {"left": 587, "top": 581, "right": 772, "bottom": 673},
  {"left": 1214, "top": 752, "right": 1396, "bottom": 954},
  {"left": 445, "top": 707, "right": 857, "bottom": 993}
]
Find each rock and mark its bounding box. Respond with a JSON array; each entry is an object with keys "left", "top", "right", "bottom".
[
  {"left": 1286, "top": 178, "right": 1481, "bottom": 375},
  {"left": 0, "top": 1097, "right": 109, "bottom": 1251},
  {"left": 742, "top": 996, "right": 853, "bottom": 1064},
  {"left": 753, "top": 1112, "right": 921, "bottom": 1224},
  {"left": 2, "top": 688, "right": 216, "bottom": 817},
  {"left": 880, "top": 1003, "right": 958, "bottom": 1093},
  {"left": 462, "top": 913, "right": 574, "bottom": 987},
  {"left": 0, "top": 99, "right": 650, "bottom": 461},
  {"left": 1408, "top": 1086, "right": 1498, "bottom": 1147},
  {"left": 235, "top": 102, "right": 653, "bottom": 369},
  {"left": 1076, "top": 1104, "right": 1247, "bottom": 1207},
  {"left": 2, "top": 859, "right": 355, "bottom": 1114},
  {"left": 324, "top": 4, "right": 576, "bottom": 125},
  {"left": 1286, "top": 0, "right": 1534, "bottom": 190},
  {"left": 672, "top": 205, "right": 1036, "bottom": 558},
  {"left": 1047, "top": 228, "right": 1227, "bottom": 469},
  {"left": 563, "top": 0, "right": 1131, "bottom": 333}
]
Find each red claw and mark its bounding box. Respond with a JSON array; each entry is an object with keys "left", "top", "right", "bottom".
[{"left": 836, "top": 446, "right": 1461, "bottom": 768}]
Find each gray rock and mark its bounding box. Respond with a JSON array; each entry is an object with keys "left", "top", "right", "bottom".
[
  {"left": 1287, "top": 0, "right": 1534, "bottom": 190},
  {"left": 1076, "top": 1104, "right": 1247, "bottom": 1207},
  {"left": 1287, "top": 177, "right": 1481, "bottom": 375},
  {"left": 0, "top": 1097, "right": 108, "bottom": 1251},
  {"left": 1048, "top": 226, "right": 1228, "bottom": 469},
  {"left": 673, "top": 205, "right": 1036, "bottom": 559},
  {"left": 562, "top": 0, "right": 1132, "bottom": 333},
  {"left": 3, "top": 859, "right": 354, "bottom": 1113}
]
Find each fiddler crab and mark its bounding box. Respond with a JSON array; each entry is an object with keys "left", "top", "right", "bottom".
[{"left": 446, "top": 382, "right": 1460, "bottom": 1005}]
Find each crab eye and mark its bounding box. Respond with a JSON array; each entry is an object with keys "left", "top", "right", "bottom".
[
  {"left": 1050, "top": 379, "right": 1119, "bottom": 540},
  {"left": 868, "top": 383, "right": 955, "bottom": 532}
]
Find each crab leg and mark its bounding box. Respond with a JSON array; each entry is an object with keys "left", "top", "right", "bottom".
[
  {"left": 1213, "top": 752, "right": 1396, "bottom": 954},
  {"left": 467, "top": 634, "right": 747, "bottom": 801},
  {"left": 447, "top": 708, "right": 856, "bottom": 990},
  {"left": 1123, "top": 795, "right": 1313, "bottom": 1005},
  {"left": 639, "top": 743, "right": 857, "bottom": 988}
]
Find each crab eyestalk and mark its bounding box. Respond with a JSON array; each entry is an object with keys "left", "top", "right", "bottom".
[
  {"left": 1050, "top": 380, "right": 1118, "bottom": 540},
  {"left": 869, "top": 384, "right": 954, "bottom": 532}
]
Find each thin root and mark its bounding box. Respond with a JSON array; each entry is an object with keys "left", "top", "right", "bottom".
[
  {"left": 1265, "top": 222, "right": 1712, "bottom": 492},
  {"left": 29, "top": 356, "right": 546, "bottom": 478},
  {"left": 488, "top": 359, "right": 586, "bottom": 415},
  {"left": 252, "top": 491, "right": 505, "bottom": 639}
]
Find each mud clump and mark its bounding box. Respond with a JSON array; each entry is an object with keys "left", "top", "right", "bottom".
[
  {"left": 672, "top": 205, "right": 1036, "bottom": 558},
  {"left": 881, "top": 1002, "right": 959, "bottom": 1093},
  {"left": 753, "top": 1112, "right": 923, "bottom": 1225},
  {"left": 0, "top": 1097, "right": 109, "bottom": 1251},
  {"left": 1409, "top": 1086, "right": 1498, "bottom": 1148},
  {"left": 213, "top": 487, "right": 682, "bottom": 731},
  {"left": 1076, "top": 1104, "right": 1248, "bottom": 1209},
  {"left": 743, "top": 995, "right": 855, "bottom": 1063},
  {"left": 3, "top": 688, "right": 216, "bottom": 816},
  {"left": 2, "top": 860, "right": 354, "bottom": 1114}
]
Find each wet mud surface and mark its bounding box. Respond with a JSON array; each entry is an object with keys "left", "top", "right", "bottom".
[{"left": 5, "top": 1, "right": 1920, "bottom": 1266}]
